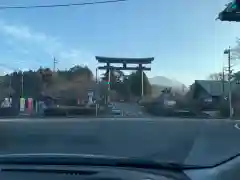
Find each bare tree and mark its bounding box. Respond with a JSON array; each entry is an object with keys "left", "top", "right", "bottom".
[{"left": 208, "top": 72, "right": 224, "bottom": 81}]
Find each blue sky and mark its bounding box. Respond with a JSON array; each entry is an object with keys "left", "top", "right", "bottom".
[{"left": 0, "top": 0, "right": 238, "bottom": 85}]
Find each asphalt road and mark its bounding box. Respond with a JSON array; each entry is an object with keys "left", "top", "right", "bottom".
[{"left": 0, "top": 117, "right": 239, "bottom": 166}]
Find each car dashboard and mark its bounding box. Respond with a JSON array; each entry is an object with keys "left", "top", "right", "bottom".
[
  {"left": 0, "top": 157, "right": 240, "bottom": 180},
  {"left": 185, "top": 154, "right": 240, "bottom": 180},
  {"left": 0, "top": 165, "right": 187, "bottom": 180}
]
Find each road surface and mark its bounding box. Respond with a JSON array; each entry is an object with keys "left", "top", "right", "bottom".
[
  {"left": 111, "top": 102, "right": 150, "bottom": 117},
  {"left": 0, "top": 117, "right": 239, "bottom": 166}
]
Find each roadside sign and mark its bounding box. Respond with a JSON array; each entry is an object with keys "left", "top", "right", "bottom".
[{"left": 20, "top": 98, "right": 25, "bottom": 112}]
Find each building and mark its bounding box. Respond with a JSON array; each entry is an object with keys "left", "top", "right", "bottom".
[{"left": 191, "top": 80, "right": 240, "bottom": 110}]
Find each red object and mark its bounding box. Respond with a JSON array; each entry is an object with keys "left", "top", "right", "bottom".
[{"left": 27, "top": 98, "right": 33, "bottom": 113}]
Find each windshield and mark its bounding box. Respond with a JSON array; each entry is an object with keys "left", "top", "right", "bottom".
[{"left": 0, "top": 0, "right": 239, "bottom": 168}]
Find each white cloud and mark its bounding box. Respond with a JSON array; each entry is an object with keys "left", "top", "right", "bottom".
[
  {"left": 2, "top": 24, "right": 35, "bottom": 40},
  {"left": 0, "top": 22, "right": 60, "bottom": 47},
  {"left": 0, "top": 21, "right": 95, "bottom": 70},
  {"left": 59, "top": 49, "right": 97, "bottom": 68}
]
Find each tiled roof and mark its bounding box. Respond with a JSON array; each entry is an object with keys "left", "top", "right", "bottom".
[
  {"left": 195, "top": 80, "right": 240, "bottom": 96},
  {"left": 95, "top": 56, "right": 154, "bottom": 64}
]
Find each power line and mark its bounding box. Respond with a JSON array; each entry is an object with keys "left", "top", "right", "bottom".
[{"left": 0, "top": 0, "right": 128, "bottom": 10}]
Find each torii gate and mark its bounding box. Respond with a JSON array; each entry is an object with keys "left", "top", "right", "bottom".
[{"left": 95, "top": 56, "right": 154, "bottom": 103}]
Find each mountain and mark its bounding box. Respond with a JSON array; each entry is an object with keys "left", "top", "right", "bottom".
[
  {"left": 149, "top": 76, "right": 184, "bottom": 87},
  {"left": 149, "top": 76, "right": 187, "bottom": 95}
]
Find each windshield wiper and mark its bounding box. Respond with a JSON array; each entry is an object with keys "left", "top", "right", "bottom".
[{"left": 0, "top": 153, "right": 193, "bottom": 170}]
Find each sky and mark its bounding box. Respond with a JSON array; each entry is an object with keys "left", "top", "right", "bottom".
[{"left": 0, "top": 0, "right": 238, "bottom": 85}]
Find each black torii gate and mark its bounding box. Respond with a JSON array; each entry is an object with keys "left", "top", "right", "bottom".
[{"left": 95, "top": 56, "right": 154, "bottom": 103}]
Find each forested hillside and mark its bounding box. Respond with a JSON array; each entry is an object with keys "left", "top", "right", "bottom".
[{"left": 0, "top": 65, "right": 153, "bottom": 102}]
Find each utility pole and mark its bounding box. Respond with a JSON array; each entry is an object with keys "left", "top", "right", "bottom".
[
  {"left": 222, "top": 67, "right": 225, "bottom": 93},
  {"left": 53, "top": 57, "right": 58, "bottom": 72},
  {"left": 224, "top": 46, "right": 233, "bottom": 118},
  {"left": 95, "top": 68, "right": 98, "bottom": 117},
  {"left": 9, "top": 75, "right": 12, "bottom": 97},
  {"left": 141, "top": 70, "right": 144, "bottom": 97},
  {"left": 21, "top": 71, "right": 24, "bottom": 98},
  {"left": 108, "top": 69, "right": 111, "bottom": 103},
  {"left": 95, "top": 68, "right": 98, "bottom": 84}
]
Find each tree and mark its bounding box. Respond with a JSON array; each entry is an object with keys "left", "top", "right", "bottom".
[
  {"left": 208, "top": 72, "right": 224, "bottom": 81},
  {"left": 101, "top": 69, "right": 128, "bottom": 95},
  {"left": 22, "top": 70, "right": 42, "bottom": 98},
  {"left": 10, "top": 71, "right": 23, "bottom": 97},
  {"left": 0, "top": 65, "right": 96, "bottom": 100},
  {"left": 69, "top": 65, "right": 93, "bottom": 80},
  {"left": 232, "top": 71, "right": 240, "bottom": 101},
  {"left": 233, "top": 71, "right": 240, "bottom": 82},
  {"left": 38, "top": 68, "right": 53, "bottom": 88},
  {"left": 109, "top": 74, "right": 131, "bottom": 100},
  {"left": 43, "top": 66, "right": 95, "bottom": 101},
  {"left": 128, "top": 70, "right": 151, "bottom": 97},
  {"left": 101, "top": 70, "right": 118, "bottom": 87}
]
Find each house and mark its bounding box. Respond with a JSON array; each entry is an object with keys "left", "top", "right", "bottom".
[
  {"left": 191, "top": 80, "right": 240, "bottom": 110},
  {"left": 149, "top": 88, "right": 177, "bottom": 108}
]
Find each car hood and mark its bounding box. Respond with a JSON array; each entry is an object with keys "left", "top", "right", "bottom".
[{"left": 0, "top": 118, "right": 239, "bottom": 167}]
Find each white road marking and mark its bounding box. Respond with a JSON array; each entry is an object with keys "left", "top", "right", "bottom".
[{"left": 234, "top": 123, "right": 240, "bottom": 130}]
